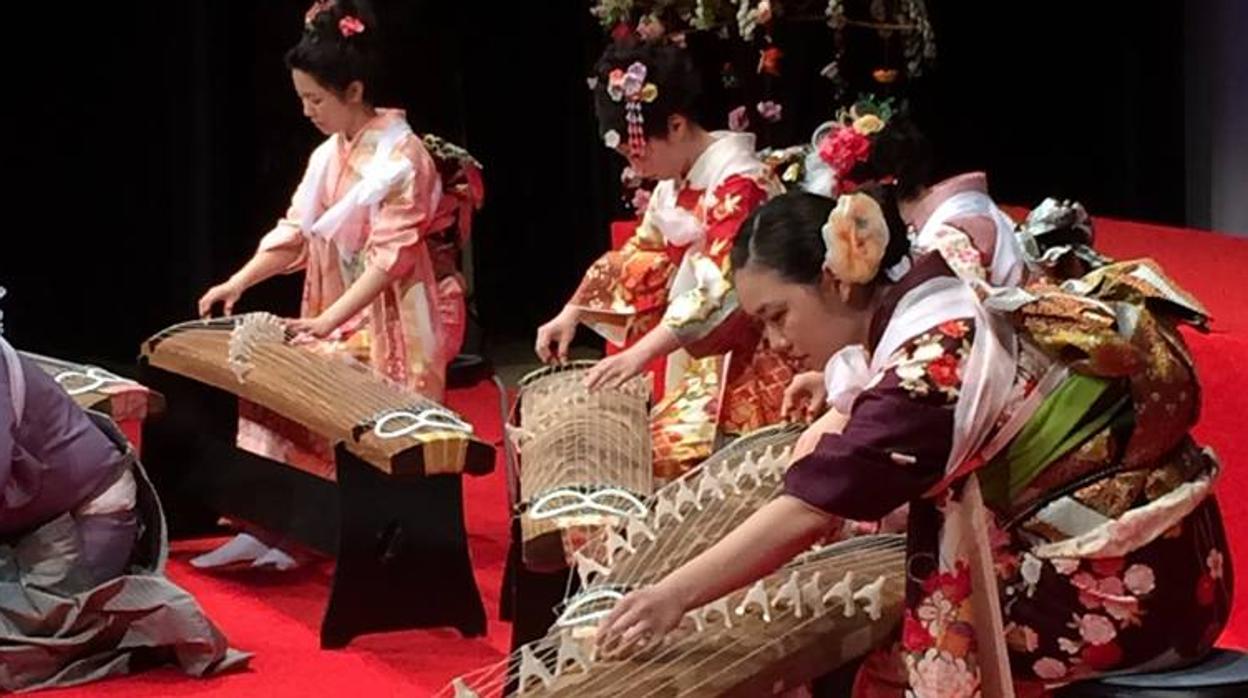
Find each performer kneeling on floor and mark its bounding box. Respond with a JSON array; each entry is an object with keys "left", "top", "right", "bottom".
[{"left": 0, "top": 333, "right": 247, "bottom": 691}]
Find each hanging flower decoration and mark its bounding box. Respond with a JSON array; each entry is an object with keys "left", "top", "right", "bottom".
[
  {"left": 338, "top": 15, "right": 365, "bottom": 37},
  {"left": 603, "top": 129, "right": 622, "bottom": 149},
  {"left": 757, "top": 0, "right": 774, "bottom": 24},
  {"left": 737, "top": 0, "right": 769, "bottom": 41},
  {"left": 873, "top": 68, "right": 900, "bottom": 84},
  {"left": 590, "top": 0, "right": 636, "bottom": 28},
  {"left": 758, "top": 46, "right": 783, "bottom": 76},
  {"left": 756, "top": 100, "right": 783, "bottom": 123},
  {"left": 588, "top": 0, "right": 936, "bottom": 85},
  {"left": 583, "top": 1, "right": 936, "bottom": 197}
]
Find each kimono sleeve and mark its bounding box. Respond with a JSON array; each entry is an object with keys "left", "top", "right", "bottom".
[
  {"left": 569, "top": 183, "right": 676, "bottom": 316},
  {"left": 256, "top": 140, "right": 341, "bottom": 274},
  {"left": 783, "top": 318, "right": 975, "bottom": 520},
  {"left": 661, "top": 174, "right": 770, "bottom": 345},
  {"left": 365, "top": 135, "right": 441, "bottom": 280}
]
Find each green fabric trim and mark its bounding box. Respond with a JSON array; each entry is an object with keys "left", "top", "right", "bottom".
[{"left": 981, "top": 374, "right": 1128, "bottom": 509}]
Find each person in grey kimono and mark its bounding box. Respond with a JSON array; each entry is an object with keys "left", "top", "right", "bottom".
[{"left": 0, "top": 334, "right": 248, "bottom": 691}]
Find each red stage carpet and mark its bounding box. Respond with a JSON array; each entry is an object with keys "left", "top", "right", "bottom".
[{"left": 42, "top": 217, "right": 1248, "bottom": 697}]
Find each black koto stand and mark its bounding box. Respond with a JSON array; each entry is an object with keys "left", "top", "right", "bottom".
[{"left": 139, "top": 363, "right": 487, "bottom": 648}]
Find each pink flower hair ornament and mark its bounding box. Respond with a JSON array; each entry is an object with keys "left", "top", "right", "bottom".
[
  {"left": 339, "top": 15, "right": 365, "bottom": 37},
  {"left": 604, "top": 61, "right": 658, "bottom": 157}
]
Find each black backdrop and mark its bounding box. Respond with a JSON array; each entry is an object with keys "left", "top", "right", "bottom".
[{"left": 0, "top": 1, "right": 1187, "bottom": 366}]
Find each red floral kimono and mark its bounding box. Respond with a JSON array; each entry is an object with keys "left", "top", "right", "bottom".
[{"left": 571, "top": 132, "right": 800, "bottom": 478}]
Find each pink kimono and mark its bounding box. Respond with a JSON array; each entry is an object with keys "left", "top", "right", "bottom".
[
  {"left": 241, "top": 109, "right": 457, "bottom": 477},
  {"left": 909, "top": 172, "right": 1027, "bottom": 287}
]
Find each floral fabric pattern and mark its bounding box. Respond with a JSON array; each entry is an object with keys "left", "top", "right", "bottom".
[
  {"left": 888, "top": 320, "right": 971, "bottom": 403},
  {"left": 995, "top": 498, "right": 1232, "bottom": 686},
  {"left": 921, "top": 226, "right": 987, "bottom": 282},
  {"left": 784, "top": 256, "right": 1232, "bottom": 696},
  {"left": 570, "top": 137, "right": 796, "bottom": 477}
]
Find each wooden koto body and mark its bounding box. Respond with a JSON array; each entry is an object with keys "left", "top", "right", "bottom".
[
  {"left": 140, "top": 315, "right": 492, "bottom": 477},
  {"left": 22, "top": 350, "right": 165, "bottom": 421},
  {"left": 514, "top": 361, "right": 651, "bottom": 572},
  {"left": 137, "top": 314, "right": 493, "bottom": 647},
  {"left": 547, "top": 424, "right": 802, "bottom": 634},
  {"left": 447, "top": 536, "right": 905, "bottom": 698},
  {"left": 456, "top": 425, "right": 905, "bottom": 697}
]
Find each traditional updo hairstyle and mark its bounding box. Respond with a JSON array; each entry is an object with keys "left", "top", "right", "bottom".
[
  {"left": 840, "top": 112, "right": 934, "bottom": 202},
  {"left": 731, "top": 185, "right": 910, "bottom": 289},
  {"left": 285, "top": 0, "right": 381, "bottom": 101},
  {"left": 593, "top": 41, "right": 706, "bottom": 145}
]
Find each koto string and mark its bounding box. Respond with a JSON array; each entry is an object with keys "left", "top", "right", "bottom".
[
  {"left": 453, "top": 431, "right": 819, "bottom": 697},
  {"left": 579, "top": 428, "right": 796, "bottom": 596},
  {"left": 566, "top": 539, "right": 904, "bottom": 696},
  {"left": 456, "top": 537, "right": 903, "bottom": 697}
]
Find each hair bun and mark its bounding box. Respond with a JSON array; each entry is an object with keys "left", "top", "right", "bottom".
[
  {"left": 303, "top": 0, "right": 376, "bottom": 43},
  {"left": 287, "top": 0, "right": 381, "bottom": 94}
]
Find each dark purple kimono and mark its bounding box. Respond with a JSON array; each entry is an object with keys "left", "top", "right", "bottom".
[{"left": 783, "top": 255, "right": 1230, "bottom": 692}]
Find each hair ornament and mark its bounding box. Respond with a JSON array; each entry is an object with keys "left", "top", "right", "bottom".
[
  {"left": 305, "top": 1, "right": 335, "bottom": 27},
  {"left": 338, "top": 15, "right": 365, "bottom": 37},
  {"left": 605, "top": 61, "right": 658, "bottom": 157},
  {"left": 821, "top": 193, "right": 890, "bottom": 284},
  {"left": 816, "top": 95, "right": 896, "bottom": 190}
]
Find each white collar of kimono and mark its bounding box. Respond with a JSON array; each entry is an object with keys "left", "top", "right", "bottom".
[
  {"left": 647, "top": 131, "right": 764, "bottom": 248},
  {"left": 684, "top": 131, "right": 759, "bottom": 190},
  {"left": 293, "top": 116, "right": 416, "bottom": 252},
  {"left": 823, "top": 275, "right": 1018, "bottom": 477},
  {"left": 914, "top": 190, "right": 1026, "bottom": 287}
]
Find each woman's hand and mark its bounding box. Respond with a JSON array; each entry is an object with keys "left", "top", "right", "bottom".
[
  {"left": 535, "top": 306, "right": 581, "bottom": 364},
  {"left": 583, "top": 346, "right": 648, "bottom": 390},
  {"left": 781, "top": 371, "right": 828, "bottom": 422},
  {"left": 595, "top": 583, "right": 688, "bottom": 659},
  {"left": 792, "top": 408, "right": 850, "bottom": 460},
  {"left": 285, "top": 315, "right": 336, "bottom": 340},
  {"left": 198, "top": 279, "right": 244, "bottom": 318}
]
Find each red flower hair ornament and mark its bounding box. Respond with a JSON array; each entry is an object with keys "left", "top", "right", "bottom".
[{"left": 339, "top": 15, "right": 365, "bottom": 37}]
